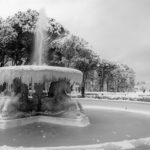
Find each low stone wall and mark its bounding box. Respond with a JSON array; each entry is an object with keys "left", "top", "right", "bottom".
[
  {"left": 0, "top": 116, "right": 39, "bottom": 129},
  {"left": 0, "top": 114, "right": 89, "bottom": 129}
]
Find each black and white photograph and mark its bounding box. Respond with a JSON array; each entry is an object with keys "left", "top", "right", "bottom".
[{"left": 0, "top": 0, "right": 150, "bottom": 149}]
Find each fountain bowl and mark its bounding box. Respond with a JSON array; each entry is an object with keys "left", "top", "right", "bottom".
[{"left": 0, "top": 65, "right": 83, "bottom": 85}]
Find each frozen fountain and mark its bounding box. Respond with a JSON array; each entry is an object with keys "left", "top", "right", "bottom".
[
  {"left": 0, "top": 9, "right": 89, "bottom": 129},
  {"left": 1, "top": 9, "right": 150, "bottom": 150}
]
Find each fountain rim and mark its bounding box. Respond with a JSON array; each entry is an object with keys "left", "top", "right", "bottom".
[
  {"left": 0, "top": 65, "right": 83, "bottom": 84},
  {"left": 0, "top": 65, "right": 82, "bottom": 73}
]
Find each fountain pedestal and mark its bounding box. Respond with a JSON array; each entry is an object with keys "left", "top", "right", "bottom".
[{"left": 0, "top": 65, "right": 89, "bottom": 129}]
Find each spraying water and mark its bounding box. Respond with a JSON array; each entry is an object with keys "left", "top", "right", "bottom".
[{"left": 32, "top": 9, "right": 48, "bottom": 65}]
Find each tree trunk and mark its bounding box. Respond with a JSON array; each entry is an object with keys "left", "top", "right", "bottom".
[
  {"left": 103, "top": 78, "right": 107, "bottom": 92},
  {"left": 107, "top": 80, "right": 109, "bottom": 92},
  {"left": 0, "top": 54, "right": 5, "bottom": 67},
  {"left": 99, "top": 68, "right": 104, "bottom": 91},
  {"left": 99, "top": 78, "right": 104, "bottom": 91},
  {"left": 81, "top": 86, "right": 85, "bottom": 97},
  {"left": 81, "top": 73, "right": 86, "bottom": 97}
]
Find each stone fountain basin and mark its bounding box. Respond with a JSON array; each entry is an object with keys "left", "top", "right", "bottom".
[
  {"left": 0, "top": 65, "right": 82, "bottom": 85},
  {"left": 0, "top": 113, "right": 89, "bottom": 129},
  {"left": 1, "top": 99, "right": 150, "bottom": 150}
]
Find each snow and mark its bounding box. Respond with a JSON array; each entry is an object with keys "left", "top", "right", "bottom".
[
  {"left": 85, "top": 91, "right": 150, "bottom": 100},
  {"left": 0, "top": 65, "right": 83, "bottom": 85},
  {"left": 1, "top": 137, "right": 150, "bottom": 149}
]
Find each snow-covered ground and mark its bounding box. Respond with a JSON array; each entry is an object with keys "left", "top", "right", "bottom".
[
  {"left": 0, "top": 137, "right": 150, "bottom": 150},
  {"left": 80, "top": 91, "right": 150, "bottom": 101}
]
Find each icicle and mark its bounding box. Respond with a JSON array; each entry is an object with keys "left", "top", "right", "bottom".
[{"left": 0, "top": 65, "right": 82, "bottom": 86}]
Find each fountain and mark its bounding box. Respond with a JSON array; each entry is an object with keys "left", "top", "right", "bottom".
[
  {"left": 0, "top": 9, "right": 89, "bottom": 129},
  {"left": 1, "top": 9, "right": 150, "bottom": 150}
]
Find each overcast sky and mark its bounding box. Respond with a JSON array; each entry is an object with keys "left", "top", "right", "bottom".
[{"left": 0, "top": 0, "right": 150, "bottom": 84}]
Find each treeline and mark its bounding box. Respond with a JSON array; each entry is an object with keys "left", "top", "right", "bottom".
[{"left": 0, "top": 9, "right": 135, "bottom": 97}]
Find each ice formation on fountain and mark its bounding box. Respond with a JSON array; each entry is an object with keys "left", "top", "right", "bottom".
[
  {"left": 0, "top": 65, "right": 82, "bottom": 86},
  {"left": 0, "top": 8, "right": 89, "bottom": 128},
  {"left": 32, "top": 8, "right": 48, "bottom": 65}
]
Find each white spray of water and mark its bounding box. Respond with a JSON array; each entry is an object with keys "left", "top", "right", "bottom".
[{"left": 32, "top": 8, "right": 48, "bottom": 65}]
